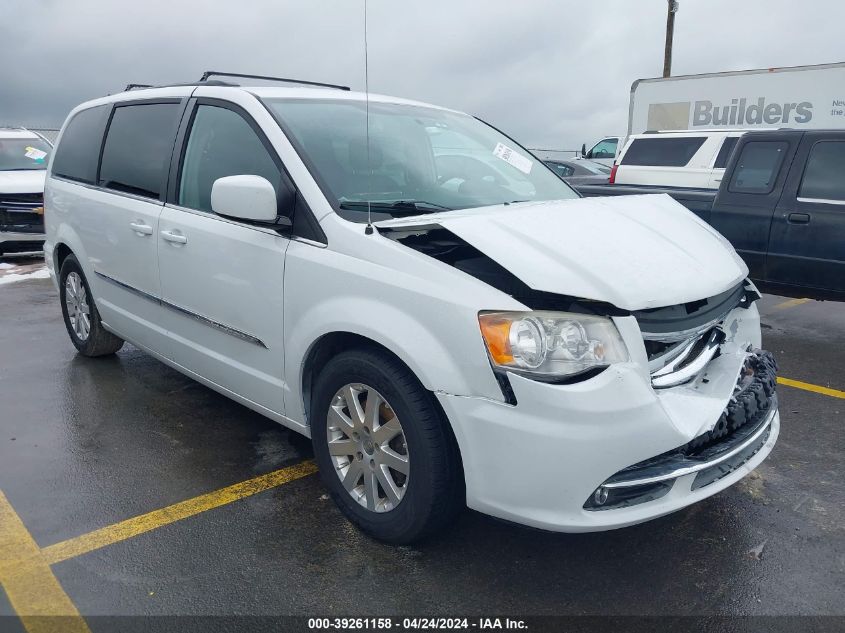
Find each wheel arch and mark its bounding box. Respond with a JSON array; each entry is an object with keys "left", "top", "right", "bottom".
[
  {"left": 301, "top": 331, "right": 415, "bottom": 428},
  {"left": 51, "top": 220, "right": 91, "bottom": 280},
  {"left": 54, "top": 242, "right": 73, "bottom": 273},
  {"left": 52, "top": 237, "right": 106, "bottom": 317},
  {"left": 301, "top": 330, "right": 466, "bottom": 493},
  {"left": 298, "top": 331, "right": 464, "bottom": 443}
]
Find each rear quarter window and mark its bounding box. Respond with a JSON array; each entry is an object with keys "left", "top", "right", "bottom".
[
  {"left": 51, "top": 105, "right": 110, "bottom": 184},
  {"left": 620, "top": 137, "right": 706, "bottom": 167},
  {"left": 728, "top": 141, "right": 788, "bottom": 194}
]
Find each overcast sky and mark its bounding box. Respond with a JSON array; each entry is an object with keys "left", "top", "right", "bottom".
[{"left": 2, "top": 0, "right": 843, "bottom": 151}]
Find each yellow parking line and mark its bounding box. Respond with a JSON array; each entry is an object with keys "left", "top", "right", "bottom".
[
  {"left": 0, "top": 491, "right": 91, "bottom": 633},
  {"left": 773, "top": 297, "right": 811, "bottom": 310},
  {"left": 42, "top": 460, "right": 318, "bottom": 565},
  {"left": 778, "top": 377, "right": 845, "bottom": 399}
]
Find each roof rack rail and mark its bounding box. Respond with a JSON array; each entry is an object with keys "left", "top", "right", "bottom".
[
  {"left": 124, "top": 84, "right": 154, "bottom": 91},
  {"left": 199, "top": 71, "right": 350, "bottom": 91}
]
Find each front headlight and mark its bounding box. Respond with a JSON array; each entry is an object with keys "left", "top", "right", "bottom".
[{"left": 478, "top": 311, "right": 629, "bottom": 379}]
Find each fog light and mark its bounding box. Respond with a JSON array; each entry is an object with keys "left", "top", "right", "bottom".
[{"left": 594, "top": 486, "right": 609, "bottom": 506}]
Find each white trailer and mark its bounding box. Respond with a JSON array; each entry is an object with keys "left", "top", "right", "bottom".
[{"left": 628, "top": 61, "right": 845, "bottom": 137}]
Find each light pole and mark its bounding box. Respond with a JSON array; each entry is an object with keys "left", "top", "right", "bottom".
[{"left": 663, "top": 0, "right": 679, "bottom": 78}]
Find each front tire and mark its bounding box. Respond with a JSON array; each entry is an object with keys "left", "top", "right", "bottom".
[
  {"left": 59, "top": 255, "right": 124, "bottom": 357},
  {"left": 311, "top": 347, "right": 464, "bottom": 544}
]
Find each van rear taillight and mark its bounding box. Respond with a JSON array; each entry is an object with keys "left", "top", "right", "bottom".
[{"left": 608, "top": 163, "right": 618, "bottom": 184}]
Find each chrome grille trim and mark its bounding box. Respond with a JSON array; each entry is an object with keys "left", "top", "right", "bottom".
[
  {"left": 651, "top": 328, "right": 724, "bottom": 389},
  {"left": 640, "top": 309, "right": 731, "bottom": 342}
]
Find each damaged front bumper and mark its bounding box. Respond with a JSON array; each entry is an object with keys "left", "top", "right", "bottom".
[
  {"left": 585, "top": 351, "right": 778, "bottom": 511},
  {"left": 586, "top": 401, "right": 777, "bottom": 511},
  {"left": 437, "top": 301, "right": 780, "bottom": 532}
]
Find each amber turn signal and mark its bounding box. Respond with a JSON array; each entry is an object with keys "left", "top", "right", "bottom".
[{"left": 478, "top": 314, "right": 514, "bottom": 365}]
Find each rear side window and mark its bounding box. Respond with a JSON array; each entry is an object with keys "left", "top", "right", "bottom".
[
  {"left": 798, "top": 141, "right": 845, "bottom": 202},
  {"left": 728, "top": 141, "right": 787, "bottom": 194},
  {"left": 713, "top": 137, "right": 739, "bottom": 169},
  {"left": 51, "top": 105, "right": 110, "bottom": 184},
  {"left": 620, "top": 137, "right": 706, "bottom": 167},
  {"left": 99, "top": 103, "right": 182, "bottom": 200}
]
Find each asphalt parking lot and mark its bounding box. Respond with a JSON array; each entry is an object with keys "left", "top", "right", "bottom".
[{"left": 1, "top": 255, "right": 843, "bottom": 630}]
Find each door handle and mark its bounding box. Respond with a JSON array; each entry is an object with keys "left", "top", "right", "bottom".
[
  {"left": 129, "top": 221, "right": 153, "bottom": 235},
  {"left": 160, "top": 230, "right": 188, "bottom": 244},
  {"left": 787, "top": 213, "right": 810, "bottom": 224}
]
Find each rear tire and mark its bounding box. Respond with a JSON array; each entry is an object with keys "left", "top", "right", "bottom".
[
  {"left": 59, "top": 255, "right": 124, "bottom": 357},
  {"left": 311, "top": 347, "right": 464, "bottom": 544}
]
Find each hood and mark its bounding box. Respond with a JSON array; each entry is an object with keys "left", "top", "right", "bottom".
[
  {"left": 0, "top": 170, "right": 46, "bottom": 194},
  {"left": 376, "top": 194, "right": 748, "bottom": 311},
  {"left": 564, "top": 175, "right": 612, "bottom": 187}
]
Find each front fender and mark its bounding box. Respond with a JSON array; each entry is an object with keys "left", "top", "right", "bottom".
[{"left": 282, "top": 241, "right": 506, "bottom": 425}]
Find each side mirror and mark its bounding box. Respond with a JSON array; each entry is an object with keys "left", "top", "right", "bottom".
[
  {"left": 581, "top": 143, "right": 587, "bottom": 158},
  {"left": 211, "top": 175, "right": 284, "bottom": 224}
]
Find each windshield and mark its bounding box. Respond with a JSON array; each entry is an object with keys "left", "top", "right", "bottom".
[
  {"left": 0, "top": 137, "right": 52, "bottom": 171},
  {"left": 263, "top": 98, "right": 578, "bottom": 221}
]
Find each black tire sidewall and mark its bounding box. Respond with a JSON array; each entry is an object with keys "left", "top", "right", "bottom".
[
  {"left": 311, "top": 349, "right": 455, "bottom": 543},
  {"left": 59, "top": 255, "right": 97, "bottom": 354}
]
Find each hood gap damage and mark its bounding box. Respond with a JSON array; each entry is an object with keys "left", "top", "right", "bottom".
[
  {"left": 385, "top": 223, "right": 760, "bottom": 394},
  {"left": 384, "top": 224, "right": 757, "bottom": 324},
  {"left": 383, "top": 225, "right": 625, "bottom": 316}
]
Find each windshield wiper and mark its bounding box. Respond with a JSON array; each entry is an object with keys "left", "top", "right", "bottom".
[{"left": 338, "top": 200, "right": 452, "bottom": 215}]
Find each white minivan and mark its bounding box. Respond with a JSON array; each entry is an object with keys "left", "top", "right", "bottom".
[
  {"left": 612, "top": 130, "right": 745, "bottom": 189},
  {"left": 44, "top": 75, "right": 779, "bottom": 543}
]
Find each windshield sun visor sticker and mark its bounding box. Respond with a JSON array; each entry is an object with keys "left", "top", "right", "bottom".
[{"left": 492, "top": 142, "right": 533, "bottom": 174}]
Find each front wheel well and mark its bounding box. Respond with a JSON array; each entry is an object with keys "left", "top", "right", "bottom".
[{"left": 302, "top": 333, "right": 402, "bottom": 425}]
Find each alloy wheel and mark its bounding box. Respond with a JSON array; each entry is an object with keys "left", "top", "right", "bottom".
[
  {"left": 64, "top": 272, "right": 90, "bottom": 341},
  {"left": 326, "top": 383, "right": 410, "bottom": 512}
]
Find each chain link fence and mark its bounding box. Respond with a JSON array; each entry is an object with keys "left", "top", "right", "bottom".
[
  {"left": 0, "top": 126, "right": 60, "bottom": 143},
  {"left": 528, "top": 148, "right": 583, "bottom": 161},
  {"left": 27, "top": 128, "right": 60, "bottom": 143}
]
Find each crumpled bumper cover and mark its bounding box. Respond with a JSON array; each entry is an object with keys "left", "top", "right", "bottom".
[
  {"left": 436, "top": 325, "right": 779, "bottom": 532},
  {"left": 585, "top": 350, "right": 777, "bottom": 511}
]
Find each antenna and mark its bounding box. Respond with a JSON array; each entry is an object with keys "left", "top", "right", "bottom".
[{"left": 363, "top": 0, "right": 374, "bottom": 235}]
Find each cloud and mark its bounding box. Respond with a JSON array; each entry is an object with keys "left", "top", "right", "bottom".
[{"left": 2, "top": 0, "right": 843, "bottom": 151}]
